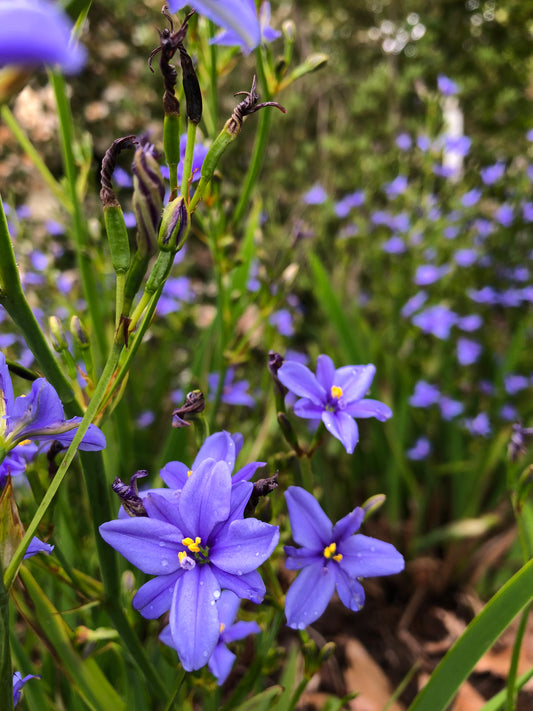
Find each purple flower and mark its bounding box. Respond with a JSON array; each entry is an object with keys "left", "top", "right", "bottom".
[
  {"left": 522, "top": 202, "right": 533, "bottom": 223},
  {"left": 454, "top": 248, "right": 477, "bottom": 267},
  {"left": 161, "top": 590, "right": 260, "bottom": 684},
  {"left": 160, "top": 430, "right": 265, "bottom": 489},
  {"left": 406, "top": 437, "right": 431, "bottom": 461},
  {"left": 382, "top": 236, "right": 406, "bottom": 254},
  {"left": 13, "top": 672, "right": 40, "bottom": 706},
  {"left": 0, "top": 0, "right": 86, "bottom": 73},
  {"left": 334, "top": 190, "right": 365, "bottom": 218},
  {"left": 100, "top": 460, "right": 279, "bottom": 671},
  {"left": 409, "top": 381, "right": 440, "bottom": 408},
  {"left": 412, "top": 305, "right": 457, "bottom": 339},
  {"left": 277, "top": 355, "right": 392, "bottom": 454},
  {"left": 464, "top": 412, "right": 491, "bottom": 437},
  {"left": 499, "top": 404, "right": 518, "bottom": 422},
  {"left": 504, "top": 374, "right": 529, "bottom": 395},
  {"left": 168, "top": 0, "right": 274, "bottom": 53},
  {"left": 414, "top": 264, "right": 449, "bottom": 286},
  {"left": 269, "top": 309, "right": 294, "bottom": 337},
  {"left": 0, "top": 353, "right": 105, "bottom": 481},
  {"left": 24, "top": 536, "right": 54, "bottom": 560},
  {"left": 480, "top": 162, "right": 505, "bottom": 185},
  {"left": 461, "top": 188, "right": 482, "bottom": 208},
  {"left": 437, "top": 74, "right": 459, "bottom": 95},
  {"left": 494, "top": 203, "right": 513, "bottom": 227},
  {"left": 395, "top": 133, "right": 412, "bottom": 151},
  {"left": 303, "top": 183, "right": 327, "bottom": 205},
  {"left": 439, "top": 397, "right": 463, "bottom": 420},
  {"left": 457, "top": 338, "right": 482, "bottom": 366},
  {"left": 401, "top": 291, "right": 428, "bottom": 318},
  {"left": 457, "top": 314, "right": 482, "bottom": 332},
  {"left": 444, "top": 135, "right": 471, "bottom": 157},
  {"left": 208, "top": 368, "right": 255, "bottom": 407},
  {"left": 384, "top": 175, "right": 408, "bottom": 198},
  {"left": 417, "top": 134, "right": 431, "bottom": 152},
  {"left": 443, "top": 225, "right": 460, "bottom": 240},
  {"left": 283, "top": 486, "right": 404, "bottom": 629}
]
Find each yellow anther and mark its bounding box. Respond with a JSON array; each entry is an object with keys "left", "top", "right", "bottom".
[
  {"left": 187, "top": 469, "right": 193, "bottom": 477},
  {"left": 219, "top": 623, "right": 225, "bottom": 634},
  {"left": 17, "top": 439, "right": 31, "bottom": 447},
  {"left": 333, "top": 553, "right": 343, "bottom": 562},
  {"left": 330, "top": 385, "right": 343, "bottom": 400},
  {"left": 182, "top": 536, "right": 201, "bottom": 552},
  {"left": 323, "top": 542, "right": 337, "bottom": 559},
  {"left": 178, "top": 551, "right": 187, "bottom": 563}
]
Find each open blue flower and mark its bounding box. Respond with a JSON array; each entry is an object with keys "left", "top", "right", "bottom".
[
  {"left": 284, "top": 486, "right": 404, "bottom": 629},
  {"left": 13, "top": 672, "right": 40, "bottom": 706},
  {"left": 0, "top": 0, "right": 86, "bottom": 74},
  {"left": 277, "top": 354, "right": 392, "bottom": 454},
  {"left": 100, "top": 459, "right": 279, "bottom": 671},
  {"left": 160, "top": 430, "right": 265, "bottom": 489},
  {"left": 0, "top": 353, "right": 106, "bottom": 483},
  {"left": 160, "top": 590, "right": 260, "bottom": 684}
]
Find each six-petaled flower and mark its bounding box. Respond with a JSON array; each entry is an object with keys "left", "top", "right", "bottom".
[
  {"left": 283, "top": 486, "right": 404, "bottom": 629},
  {"left": 277, "top": 354, "right": 392, "bottom": 454}
]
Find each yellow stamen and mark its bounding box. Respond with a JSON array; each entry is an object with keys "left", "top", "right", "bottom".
[
  {"left": 330, "top": 385, "right": 343, "bottom": 400},
  {"left": 17, "top": 439, "right": 31, "bottom": 447},
  {"left": 178, "top": 551, "right": 187, "bottom": 563},
  {"left": 323, "top": 542, "right": 337, "bottom": 559},
  {"left": 182, "top": 536, "right": 201, "bottom": 552},
  {"left": 333, "top": 553, "right": 343, "bottom": 562},
  {"left": 219, "top": 623, "right": 225, "bottom": 634},
  {"left": 187, "top": 469, "right": 193, "bottom": 477}
]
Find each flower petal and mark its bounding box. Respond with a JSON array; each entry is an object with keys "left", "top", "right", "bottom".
[
  {"left": 285, "top": 486, "right": 332, "bottom": 549},
  {"left": 284, "top": 545, "right": 322, "bottom": 570},
  {"left": 321, "top": 410, "right": 359, "bottom": 454},
  {"left": 339, "top": 535, "right": 405, "bottom": 578},
  {"left": 284, "top": 562, "right": 336, "bottom": 629},
  {"left": 212, "top": 568, "right": 265, "bottom": 603},
  {"left": 216, "top": 590, "right": 240, "bottom": 627},
  {"left": 0, "top": 353, "right": 14, "bottom": 431},
  {"left": 293, "top": 399, "right": 326, "bottom": 419},
  {"left": 221, "top": 620, "right": 260, "bottom": 644},
  {"left": 160, "top": 460, "right": 190, "bottom": 488},
  {"left": 169, "top": 564, "right": 220, "bottom": 671},
  {"left": 335, "top": 364, "right": 375, "bottom": 402},
  {"left": 179, "top": 459, "right": 231, "bottom": 541},
  {"left": 133, "top": 572, "right": 181, "bottom": 618},
  {"left": 315, "top": 354, "right": 335, "bottom": 390},
  {"left": 210, "top": 518, "right": 279, "bottom": 574},
  {"left": 232, "top": 461, "right": 266, "bottom": 483},
  {"left": 332, "top": 508, "right": 364, "bottom": 541},
  {"left": 208, "top": 643, "right": 236, "bottom": 685},
  {"left": 344, "top": 398, "right": 392, "bottom": 421},
  {"left": 144, "top": 490, "right": 185, "bottom": 530},
  {"left": 335, "top": 568, "right": 366, "bottom": 612},
  {"left": 277, "top": 362, "right": 326, "bottom": 405},
  {"left": 24, "top": 536, "right": 54, "bottom": 560},
  {"left": 99, "top": 518, "right": 183, "bottom": 575},
  {"left": 193, "top": 431, "right": 236, "bottom": 472}
]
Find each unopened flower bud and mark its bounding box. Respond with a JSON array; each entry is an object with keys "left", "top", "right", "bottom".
[
  {"left": 158, "top": 195, "right": 189, "bottom": 252},
  {"left": 132, "top": 139, "right": 165, "bottom": 257},
  {"left": 70, "top": 316, "right": 89, "bottom": 349},
  {"left": 49, "top": 316, "right": 68, "bottom": 352}
]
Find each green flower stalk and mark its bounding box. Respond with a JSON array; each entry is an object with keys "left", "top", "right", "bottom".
[{"left": 189, "top": 75, "right": 286, "bottom": 211}]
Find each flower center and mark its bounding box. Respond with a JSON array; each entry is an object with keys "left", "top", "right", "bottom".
[
  {"left": 219, "top": 622, "right": 225, "bottom": 634},
  {"left": 323, "top": 542, "right": 343, "bottom": 563},
  {"left": 330, "top": 385, "right": 343, "bottom": 400},
  {"left": 181, "top": 536, "right": 209, "bottom": 564}
]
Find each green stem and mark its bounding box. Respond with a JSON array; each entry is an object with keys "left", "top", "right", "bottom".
[
  {"left": 0, "top": 105, "right": 72, "bottom": 213},
  {"left": 3, "top": 342, "right": 123, "bottom": 591},
  {"left": 505, "top": 604, "right": 530, "bottom": 711},
  {"left": 232, "top": 49, "right": 273, "bottom": 225},
  {"left": 181, "top": 120, "right": 197, "bottom": 201},
  {"left": 162, "top": 667, "right": 186, "bottom": 711},
  {"left": 50, "top": 70, "right": 108, "bottom": 365},
  {"left": 0, "top": 578, "right": 13, "bottom": 711}
]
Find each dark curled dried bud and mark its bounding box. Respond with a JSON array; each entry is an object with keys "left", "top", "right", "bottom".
[
  {"left": 227, "top": 75, "right": 286, "bottom": 137},
  {"left": 111, "top": 471, "right": 149, "bottom": 517},
  {"left": 244, "top": 472, "right": 278, "bottom": 516},
  {"left": 149, "top": 6, "right": 196, "bottom": 117},
  {"left": 179, "top": 46, "right": 202, "bottom": 124},
  {"left": 268, "top": 350, "right": 287, "bottom": 396},
  {"left": 172, "top": 389, "right": 205, "bottom": 428},
  {"left": 100, "top": 135, "right": 138, "bottom": 207}
]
